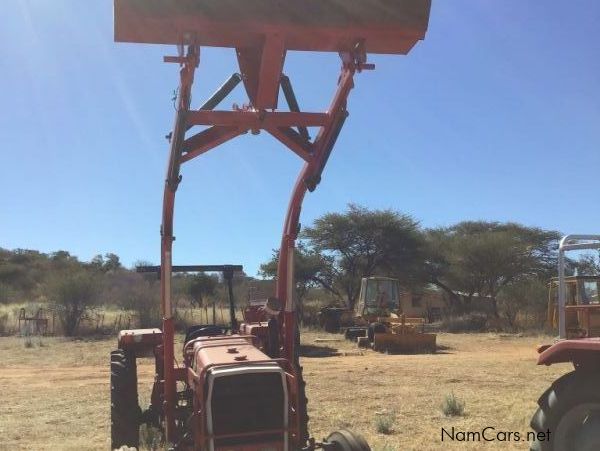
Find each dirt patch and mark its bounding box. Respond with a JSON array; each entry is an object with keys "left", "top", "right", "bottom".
[{"left": 0, "top": 332, "right": 568, "bottom": 450}]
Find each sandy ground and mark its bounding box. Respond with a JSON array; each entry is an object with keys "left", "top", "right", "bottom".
[{"left": 0, "top": 331, "right": 568, "bottom": 450}]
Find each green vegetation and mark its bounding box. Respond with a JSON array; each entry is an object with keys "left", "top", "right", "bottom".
[
  {"left": 425, "top": 222, "right": 559, "bottom": 318},
  {"left": 1, "top": 204, "right": 596, "bottom": 336},
  {"left": 260, "top": 204, "right": 583, "bottom": 331},
  {"left": 441, "top": 392, "right": 466, "bottom": 417},
  {"left": 0, "top": 249, "right": 252, "bottom": 336},
  {"left": 375, "top": 412, "right": 396, "bottom": 435},
  {"left": 49, "top": 268, "right": 99, "bottom": 336}
]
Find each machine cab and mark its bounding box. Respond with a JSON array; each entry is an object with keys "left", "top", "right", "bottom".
[
  {"left": 548, "top": 275, "right": 600, "bottom": 338},
  {"left": 354, "top": 277, "right": 401, "bottom": 319}
]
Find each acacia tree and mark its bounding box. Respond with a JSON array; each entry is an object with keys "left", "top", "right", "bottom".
[
  {"left": 425, "top": 221, "right": 560, "bottom": 317},
  {"left": 302, "top": 204, "right": 425, "bottom": 308},
  {"left": 259, "top": 242, "right": 336, "bottom": 318}
]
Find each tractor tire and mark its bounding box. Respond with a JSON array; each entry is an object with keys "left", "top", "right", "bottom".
[
  {"left": 326, "top": 429, "right": 371, "bottom": 451},
  {"left": 530, "top": 370, "right": 600, "bottom": 451},
  {"left": 111, "top": 349, "right": 141, "bottom": 449},
  {"left": 294, "top": 326, "right": 310, "bottom": 445}
]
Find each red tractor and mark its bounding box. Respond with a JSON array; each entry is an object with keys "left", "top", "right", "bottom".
[
  {"left": 531, "top": 235, "right": 600, "bottom": 451},
  {"left": 110, "top": 1, "right": 431, "bottom": 449}
]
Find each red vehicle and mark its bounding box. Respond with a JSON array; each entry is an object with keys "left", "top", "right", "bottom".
[
  {"left": 531, "top": 235, "right": 600, "bottom": 451},
  {"left": 110, "top": 1, "right": 432, "bottom": 449}
]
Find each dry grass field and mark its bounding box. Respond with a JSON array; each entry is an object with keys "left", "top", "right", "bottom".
[{"left": 0, "top": 330, "right": 568, "bottom": 451}]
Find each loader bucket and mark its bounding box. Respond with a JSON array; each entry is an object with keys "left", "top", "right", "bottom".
[
  {"left": 114, "top": 0, "right": 431, "bottom": 54},
  {"left": 373, "top": 332, "right": 436, "bottom": 354}
]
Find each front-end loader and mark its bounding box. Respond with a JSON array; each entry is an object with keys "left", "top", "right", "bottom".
[
  {"left": 345, "top": 276, "right": 436, "bottom": 353},
  {"left": 530, "top": 235, "right": 600, "bottom": 450},
  {"left": 110, "top": 1, "right": 432, "bottom": 449}
]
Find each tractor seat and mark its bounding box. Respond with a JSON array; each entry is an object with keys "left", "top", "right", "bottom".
[{"left": 184, "top": 324, "right": 229, "bottom": 344}]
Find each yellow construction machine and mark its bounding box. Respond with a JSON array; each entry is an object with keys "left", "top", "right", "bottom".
[
  {"left": 344, "top": 276, "right": 437, "bottom": 353},
  {"left": 547, "top": 275, "right": 600, "bottom": 338}
]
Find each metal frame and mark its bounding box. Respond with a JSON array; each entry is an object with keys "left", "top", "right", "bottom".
[
  {"left": 557, "top": 235, "right": 600, "bottom": 339},
  {"left": 158, "top": 42, "right": 369, "bottom": 441}
]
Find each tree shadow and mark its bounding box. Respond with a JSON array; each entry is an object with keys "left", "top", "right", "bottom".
[
  {"left": 434, "top": 343, "right": 455, "bottom": 355},
  {"left": 299, "top": 343, "right": 340, "bottom": 358}
]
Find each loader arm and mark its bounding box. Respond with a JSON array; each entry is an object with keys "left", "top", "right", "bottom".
[{"left": 155, "top": 45, "right": 365, "bottom": 442}]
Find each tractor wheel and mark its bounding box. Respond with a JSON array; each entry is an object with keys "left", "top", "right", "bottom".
[
  {"left": 326, "top": 429, "right": 371, "bottom": 451},
  {"left": 530, "top": 370, "right": 600, "bottom": 451},
  {"left": 294, "top": 326, "right": 310, "bottom": 444},
  {"left": 111, "top": 349, "right": 141, "bottom": 449}
]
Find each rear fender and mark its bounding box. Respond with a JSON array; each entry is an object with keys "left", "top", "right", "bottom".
[{"left": 537, "top": 338, "right": 600, "bottom": 368}]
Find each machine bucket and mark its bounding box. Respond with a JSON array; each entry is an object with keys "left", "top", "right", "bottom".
[
  {"left": 114, "top": 0, "right": 431, "bottom": 54},
  {"left": 373, "top": 332, "right": 437, "bottom": 354}
]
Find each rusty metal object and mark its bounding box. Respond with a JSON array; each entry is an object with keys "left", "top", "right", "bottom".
[
  {"left": 348, "top": 277, "right": 437, "bottom": 354},
  {"left": 18, "top": 308, "right": 49, "bottom": 336},
  {"left": 114, "top": 0, "right": 431, "bottom": 53},
  {"left": 118, "top": 328, "right": 163, "bottom": 357},
  {"left": 111, "top": 0, "right": 431, "bottom": 448},
  {"left": 537, "top": 338, "right": 600, "bottom": 367}
]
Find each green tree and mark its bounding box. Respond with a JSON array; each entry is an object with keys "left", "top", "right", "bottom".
[
  {"left": 499, "top": 278, "right": 547, "bottom": 329},
  {"left": 259, "top": 242, "right": 336, "bottom": 316},
  {"left": 90, "top": 253, "right": 122, "bottom": 272},
  {"left": 302, "top": 204, "right": 425, "bottom": 308},
  {"left": 0, "top": 248, "right": 51, "bottom": 300},
  {"left": 425, "top": 221, "right": 559, "bottom": 317},
  {"left": 189, "top": 273, "right": 218, "bottom": 308},
  {"left": 103, "top": 253, "right": 122, "bottom": 272},
  {"left": 49, "top": 268, "right": 99, "bottom": 336}
]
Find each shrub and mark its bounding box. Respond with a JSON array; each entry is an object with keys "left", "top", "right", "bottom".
[
  {"left": 442, "top": 392, "right": 465, "bottom": 417},
  {"left": 49, "top": 269, "right": 99, "bottom": 336},
  {"left": 375, "top": 412, "right": 395, "bottom": 435}
]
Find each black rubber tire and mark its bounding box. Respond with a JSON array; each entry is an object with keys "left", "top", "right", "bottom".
[
  {"left": 530, "top": 370, "right": 600, "bottom": 451},
  {"left": 267, "top": 318, "right": 280, "bottom": 358},
  {"left": 326, "top": 429, "right": 371, "bottom": 451},
  {"left": 294, "top": 326, "right": 310, "bottom": 445},
  {"left": 111, "top": 349, "right": 141, "bottom": 449},
  {"left": 367, "top": 323, "right": 386, "bottom": 343}
]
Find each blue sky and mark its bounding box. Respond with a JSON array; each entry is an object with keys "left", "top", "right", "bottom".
[{"left": 1, "top": 1, "right": 599, "bottom": 276}]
